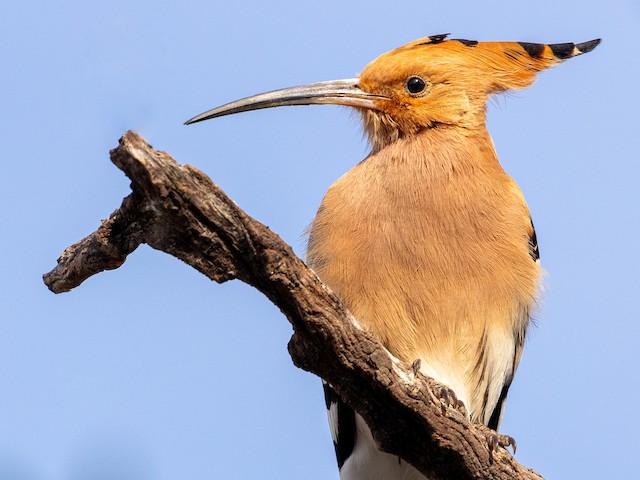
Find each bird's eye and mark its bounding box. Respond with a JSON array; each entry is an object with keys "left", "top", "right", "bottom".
[{"left": 405, "top": 76, "right": 427, "bottom": 95}]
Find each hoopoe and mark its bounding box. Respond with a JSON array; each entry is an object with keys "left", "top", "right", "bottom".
[{"left": 186, "top": 34, "right": 600, "bottom": 479}]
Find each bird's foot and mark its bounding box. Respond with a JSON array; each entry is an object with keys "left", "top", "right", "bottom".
[
  {"left": 410, "top": 358, "right": 466, "bottom": 417},
  {"left": 436, "top": 384, "right": 466, "bottom": 416},
  {"left": 410, "top": 358, "right": 422, "bottom": 376},
  {"left": 475, "top": 424, "right": 517, "bottom": 462}
]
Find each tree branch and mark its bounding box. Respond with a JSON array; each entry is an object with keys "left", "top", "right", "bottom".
[{"left": 44, "top": 131, "right": 542, "bottom": 480}]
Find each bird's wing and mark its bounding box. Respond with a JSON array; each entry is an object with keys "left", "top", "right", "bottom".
[
  {"left": 528, "top": 218, "right": 540, "bottom": 262},
  {"left": 486, "top": 219, "right": 539, "bottom": 429},
  {"left": 486, "top": 331, "right": 524, "bottom": 430},
  {"left": 323, "top": 381, "right": 356, "bottom": 469}
]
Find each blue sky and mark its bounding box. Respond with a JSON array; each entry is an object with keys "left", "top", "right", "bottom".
[{"left": 2, "top": 1, "right": 638, "bottom": 479}]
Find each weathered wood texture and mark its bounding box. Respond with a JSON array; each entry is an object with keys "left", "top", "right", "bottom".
[{"left": 44, "top": 131, "right": 542, "bottom": 480}]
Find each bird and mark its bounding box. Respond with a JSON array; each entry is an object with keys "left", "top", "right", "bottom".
[{"left": 186, "top": 34, "right": 600, "bottom": 480}]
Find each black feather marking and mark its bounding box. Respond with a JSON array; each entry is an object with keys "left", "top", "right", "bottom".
[
  {"left": 549, "top": 42, "right": 576, "bottom": 59},
  {"left": 529, "top": 219, "right": 540, "bottom": 262},
  {"left": 323, "top": 383, "right": 334, "bottom": 409},
  {"left": 487, "top": 380, "right": 511, "bottom": 430},
  {"left": 453, "top": 38, "right": 478, "bottom": 47},
  {"left": 480, "top": 358, "right": 490, "bottom": 418},
  {"left": 503, "top": 51, "right": 520, "bottom": 61},
  {"left": 487, "top": 324, "right": 527, "bottom": 430},
  {"left": 576, "top": 38, "right": 601, "bottom": 54},
  {"left": 323, "top": 383, "right": 356, "bottom": 470},
  {"left": 470, "top": 330, "right": 491, "bottom": 423},
  {"left": 518, "top": 42, "right": 545, "bottom": 58},
  {"left": 428, "top": 33, "right": 450, "bottom": 44}
]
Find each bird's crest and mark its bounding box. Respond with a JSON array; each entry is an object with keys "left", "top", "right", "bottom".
[
  {"left": 372, "top": 33, "right": 601, "bottom": 93},
  {"left": 356, "top": 34, "right": 600, "bottom": 147}
]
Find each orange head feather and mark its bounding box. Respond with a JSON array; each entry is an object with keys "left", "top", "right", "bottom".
[{"left": 358, "top": 34, "right": 600, "bottom": 149}]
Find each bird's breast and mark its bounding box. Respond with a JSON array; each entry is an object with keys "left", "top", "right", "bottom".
[{"left": 306, "top": 129, "right": 540, "bottom": 413}]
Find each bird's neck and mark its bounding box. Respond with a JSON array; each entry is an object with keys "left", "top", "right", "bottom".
[
  {"left": 361, "top": 124, "right": 502, "bottom": 181},
  {"left": 361, "top": 107, "right": 489, "bottom": 155}
]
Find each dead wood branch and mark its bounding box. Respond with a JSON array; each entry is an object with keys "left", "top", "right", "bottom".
[{"left": 43, "top": 131, "right": 542, "bottom": 480}]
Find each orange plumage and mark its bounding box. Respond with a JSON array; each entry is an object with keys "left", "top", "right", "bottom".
[{"left": 186, "top": 33, "right": 600, "bottom": 480}]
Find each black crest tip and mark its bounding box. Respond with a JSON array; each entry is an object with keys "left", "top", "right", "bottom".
[
  {"left": 454, "top": 38, "right": 479, "bottom": 47},
  {"left": 518, "top": 42, "right": 545, "bottom": 58},
  {"left": 576, "top": 38, "right": 601, "bottom": 54},
  {"left": 428, "top": 33, "right": 450, "bottom": 44},
  {"left": 548, "top": 42, "right": 576, "bottom": 59}
]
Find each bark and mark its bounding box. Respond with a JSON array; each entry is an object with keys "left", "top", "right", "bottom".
[{"left": 44, "top": 131, "right": 543, "bottom": 480}]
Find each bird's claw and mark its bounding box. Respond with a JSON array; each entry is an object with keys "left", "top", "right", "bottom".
[
  {"left": 476, "top": 424, "right": 517, "bottom": 462},
  {"left": 437, "top": 386, "right": 465, "bottom": 415},
  {"left": 489, "top": 432, "right": 516, "bottom": 454},
  {"left": 410, "top": 358, "right": 422, "bottom": 376}
]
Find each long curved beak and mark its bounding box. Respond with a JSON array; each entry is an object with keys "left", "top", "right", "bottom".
[{"left": 184, "top": 78, "right": 382, "bottom": 125}]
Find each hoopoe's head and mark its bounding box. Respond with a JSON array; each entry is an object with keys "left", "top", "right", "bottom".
[
  {"left": 186, "top": 34, "right": 599, "bottom": 151},
  {"left": 357, "top": 34, "right": 600, "bottom": 150}
]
